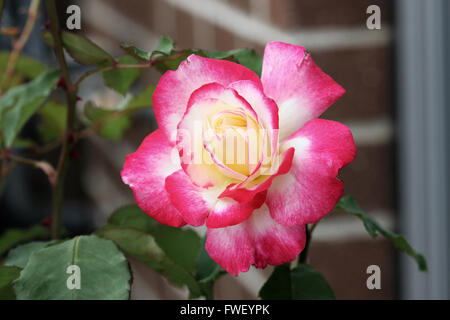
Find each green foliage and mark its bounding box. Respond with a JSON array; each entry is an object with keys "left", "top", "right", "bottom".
[
  {"left": 120, "top": 36, "right": 174, "bottom": 62},
  {"left": 335, "top": 195, "right": 427, "bottom": 271},
  {"left": 97, "top": 205, "right": 221, "bottom": 299},
  {"left": 84, "top": 101, "right": 131, "bottom": 140},
  {"left": 120, "top": 43, "right": 152, "bottom": 61},
  {"left": 0, "top": 266, "right": 20, "bottom": 300},
  {"left": 4, "top": 241, "right": 54, "bottom": 268},
  {"left": 43, "top": 31, "right": 114, "bottom": 65},
  {"left": 204, "top": 49, "right": 263, "bottom": 76},
  {"left": 37, "top": 100, "right": 67, "bottom": 143},
  {"left": 102, "top": 55, "right": 141, "bottom": 95},
  {"left": 196, "top": 237, "right": 224, "bottom": 283},
  {"left": 259, "top": 264, "right": 335, "bottom": 300},
  {"left": 126, "top": 85, "right": 155, "bottom": 110},
  {"left": 155, "top": 36, "right": 175, "bottom": 55},
  {"left": 0, "top": 225, "right": 50, "bottom": 257},
  {"left": 13, "top": 235, "right": 131, "bottom": 300},
  {"left": 0, "top": 69, "right": 60, "bottom": 147},
  {"left": 0, "top": 51, "right": 47, "bottom": 83},
  {"left": 120, "top": 36, "right": 263, "bottom": 76},
  {"left": 11, "top": 137, "right": 36, "bottom": 149}
]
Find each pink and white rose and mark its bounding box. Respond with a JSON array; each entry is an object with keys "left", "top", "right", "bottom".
[{"left": 121, "top": 42, "right": 356, "bottom": 275}]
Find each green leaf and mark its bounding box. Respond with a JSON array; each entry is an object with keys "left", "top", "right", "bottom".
[
  {"left": 155, "top": 36, "right": 174, "bottom": 55},
  {"left": 106, "top": 204, "right": 158, "bottom": 231},
  {"left": 84, "top": 101, "right": 131, "bottom": 140},
  {"left": 120, "top": 36, "right": 173, "bottom": 62},
  {"left": 154, "top": 49, "right": 194, "bottom": 73},
  {"left": 259, "top": 264, "right": 335, "bottom": 300},
  {"left": 13, "top": 235, "right": 131, "bottom": 300},
  {"left": 4, "top": 241, "right": 54, "bottom": 268},
  {"left": 259, "top": 264, "right": 292, "bottom": 300},
  {"left": 335, "top": 195, "right": 428, "bottom": 272},
  {"left": 120, "top": 43, "right": 151, "bottom": 61},
  {"left": 0, "top": 266, "right": 20, "bottom": 300},
  {"left": 196, "top": 237, "right": 223, "bottom": 283},
  {"left": 204, "top": 48, "right": 263, "bottom": 76},
  {"left": 291, "top": 265, "right": 335, "bottom": 300},
  {"left": 126, "top": 85, "right": 155, "bottom": 110},
  {"left": 97, "top": 226, "right": 203, "bottom": 298},
  {"left": 43, "top": 31, "right": 114, "bottom": 65},
  {"left": 98, "top": 205, "right": 205, "bottom": 298},
  {"left": 107, "top": 205, "right": 201, "bottom": 273},
  {"left": 37, "top": 100, "right": 67, "bottom": 143},
  {"left": 102, "top": 55, "right": 141, "bottom": 95},
  {"left": 0, "top": 69, "right": 60, "bottom": 147},
  {"left": 12, "top": 137, "right": 36, "bottom": 149},
  {"left": 0, "top": 225, "right": 50, "bottom": 257},
  {"left": 0, "top": 51, "right": 47, "bottom": 82}
]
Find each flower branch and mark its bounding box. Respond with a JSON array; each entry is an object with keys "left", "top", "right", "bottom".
[
  {"left": 0, "top": 0, "right": 41, "bottom": 94},
  {"left": 44, "top": 0, "right": 77, "bottom": 239}
]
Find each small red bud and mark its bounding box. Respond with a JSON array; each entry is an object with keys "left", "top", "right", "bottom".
[
  {"left": 56, "top": 76, "right": 67, "bottom": 90},
  {"left": 68, "top": 132, "right": 77, "bottom": 143},
  {"left": 70, "top": 149, "right": 80, "bottom": 159},
  {"left": 42, "top": 217, "right": 52, "bottom": 228}
]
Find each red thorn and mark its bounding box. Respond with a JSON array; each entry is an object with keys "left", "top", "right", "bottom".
[
  {"left": 42, "top": 217, "right": 52, "bottom": 228},
  {"left": 56, "top": 76, "right": 67, "bottom": 90},
  {"left": 112, "top": 60, "right": 119, "bottom": 68},
  {"left": 44, "top": 20, "right": 51, "bottom": 30},
  {"left": 76, "top": 96, "right": 83, "bottom": 102},
  {"left": 68, "top": 132, "right": 77, "bottom": 143},
  {"left": 70, "top": 149, "right": 79, "bottom": 159}
]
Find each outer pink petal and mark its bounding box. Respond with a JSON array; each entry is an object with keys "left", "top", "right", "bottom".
[
  {"left": 165, "top": 169, "right": 266, "bottom": 228},
  {"left": 165, "top": 169, "right": 212, "bottom": 226},
  {"left": 261, "top": 42, "right": 345, "bottom": 141},
  {"left": 206, "top": 191, "right": 267, "bottom": 228},
  {"left": 153, "top": 54, "right": 261, "bottom": 144},
  {"left": 205, "top": 221, "right": 254, "bottom": 275},
  {"left": 205, "top": 204, "right": 306, "bottom": 276},
  {"left": 121, "top": 130, "right": 185, "bottom": 227},
  {"left": 266, "top": 119, "right": 356, "bottom": 226}
]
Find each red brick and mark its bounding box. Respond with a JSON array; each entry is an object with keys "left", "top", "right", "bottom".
[
  {"left": 271, "top": 0, "right": 392, "bottom": 29},
  {"left": 339, "top": 143, "right": 394, "bottom": 212},
  {"left": 309, "top": 238, "right": 396, "bottom": 299},
  {"left": 315, "top": 47, "right": 392, "bottom": 121}
]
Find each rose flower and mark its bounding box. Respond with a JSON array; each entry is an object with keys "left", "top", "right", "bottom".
[{"left": 122, "top": 42, "right": 356, "bottom": 275}]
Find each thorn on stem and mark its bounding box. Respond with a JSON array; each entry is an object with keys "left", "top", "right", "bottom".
[
  {"left": 42, "top": 217, "right": 52, "bottom": 228},
  {"left": 70, "top": 149, "right": 79, "bottom": 159},
  {"left": 56, "top": 76, "right": 67, "bottom": 90},
  {"left": 68, "top": 132, "right": 77, "bottom": 143}
]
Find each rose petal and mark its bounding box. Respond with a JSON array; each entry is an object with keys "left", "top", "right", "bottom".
[
  {"left": 121, "top": 130, "right": 185, "bottom": 227},
  {"left": 165, "top": 169, "right": 266, "bottom": 228},
  {"left": 266, "top": 119, "right": 356, "bottom": 226},
  {"left": 153, "top": 54, "right": 261, "bottom": 144},
  {"left": 261, "top": 42, "right": 345, "bottom": 141},
  {"left": 206, "top": 204, "right": 306, "bottom": 275}
]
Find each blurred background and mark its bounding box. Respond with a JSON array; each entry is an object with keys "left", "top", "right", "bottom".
[{"left": 0, "top": 0, "right": 448, "bottom": 299}]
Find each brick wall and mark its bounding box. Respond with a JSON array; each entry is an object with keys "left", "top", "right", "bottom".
[{"left": 81, "top": 0, "right": 396, "bottom": 299}]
